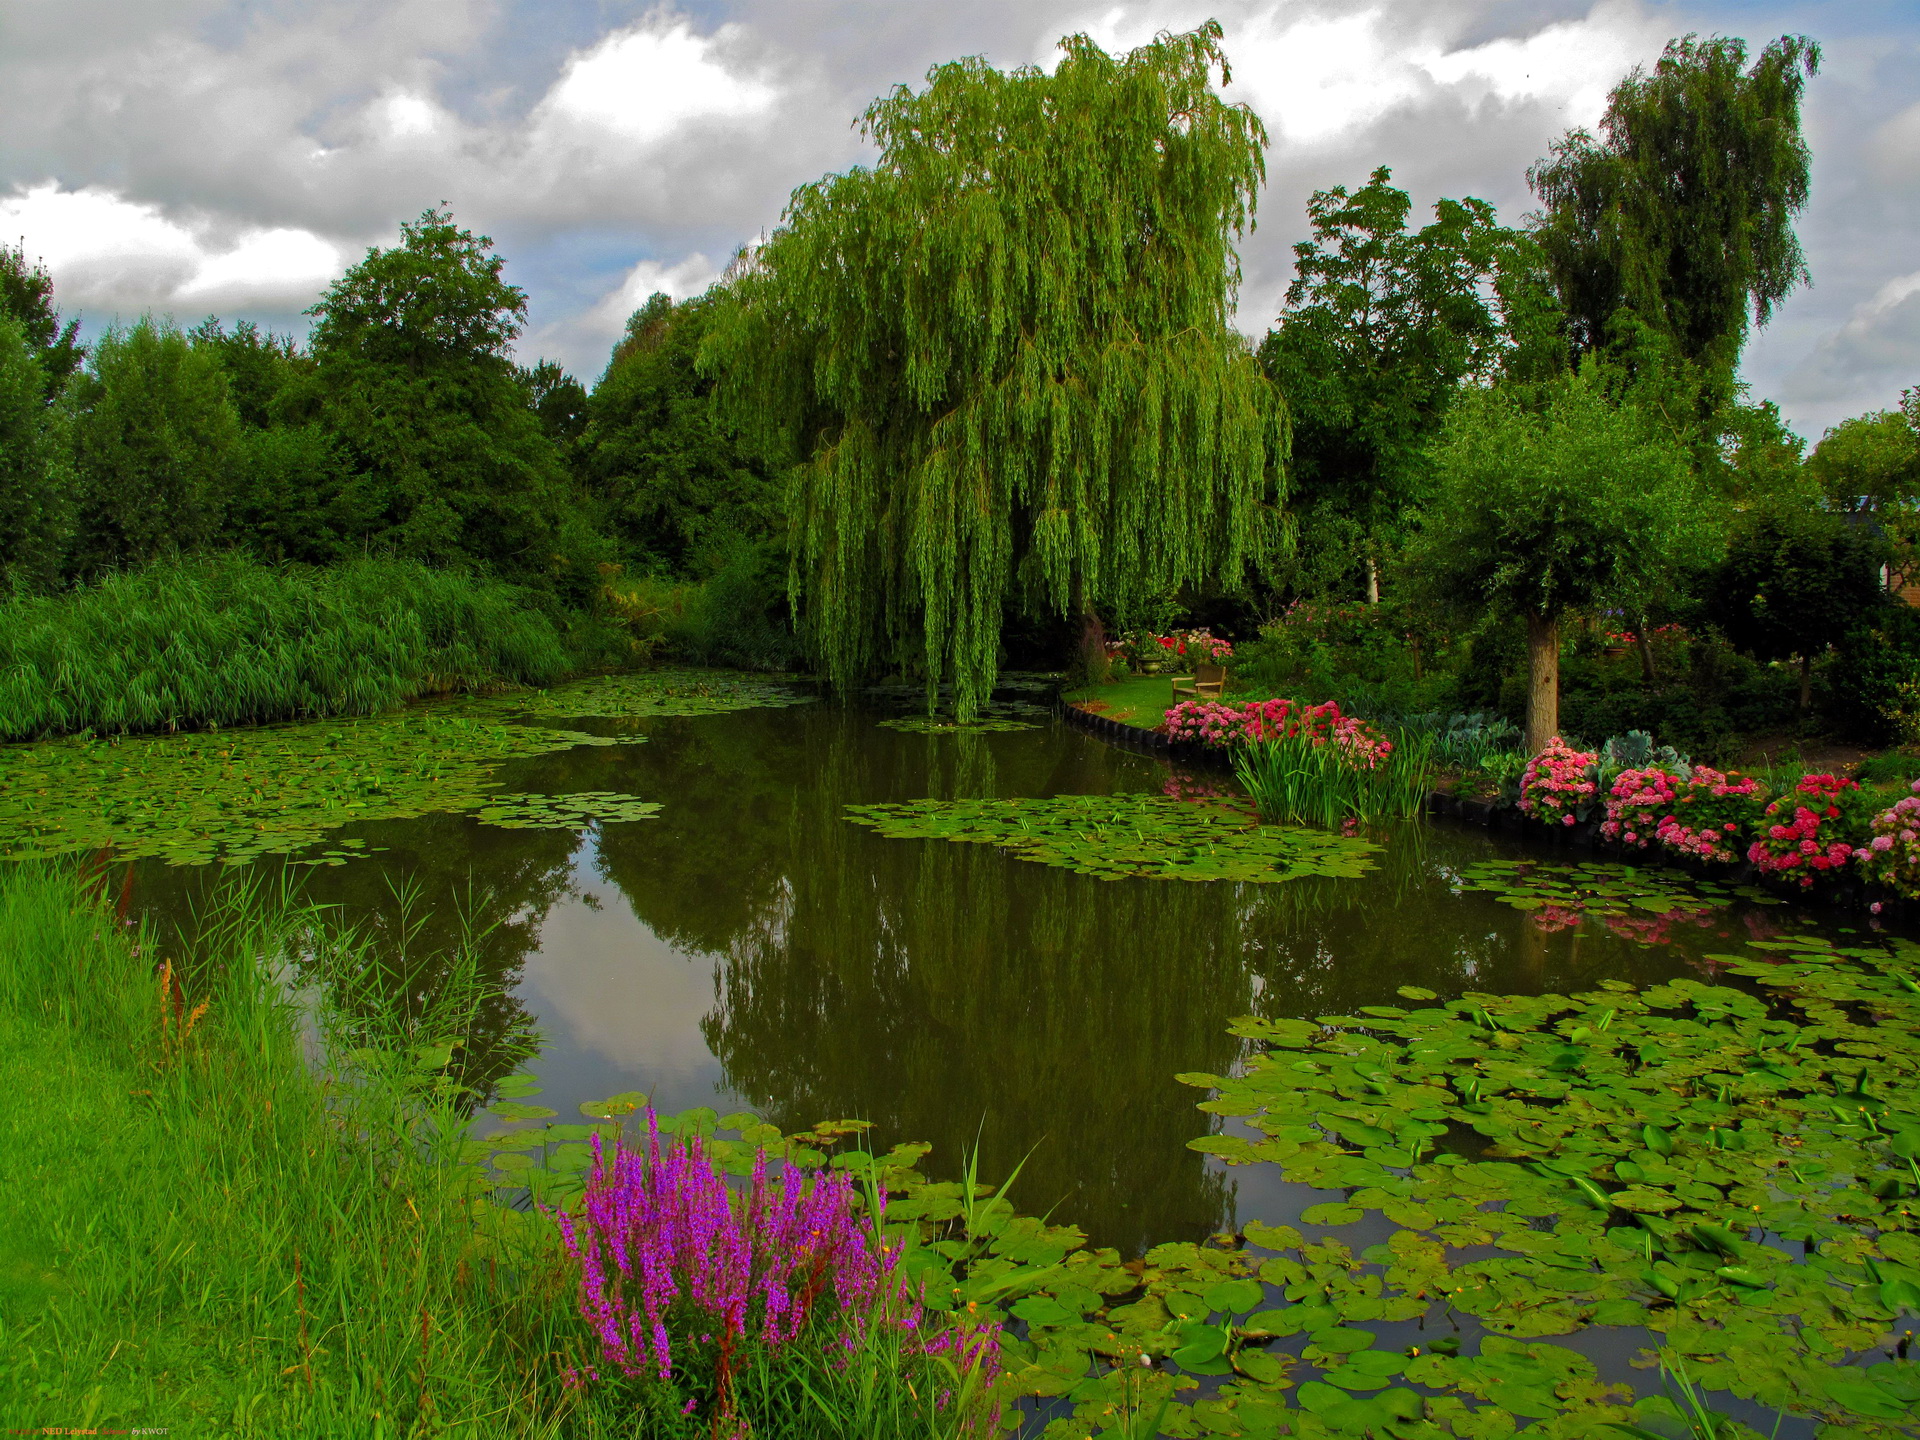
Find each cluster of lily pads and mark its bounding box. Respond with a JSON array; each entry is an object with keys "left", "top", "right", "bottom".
[
  {"left": 0, "top": 712, "right": 657, "bottom": 866},
  {"left": 1456, "top": 860, "right": 1793, "bottom": 943},
  {"left": 460, "top": 926, "right": 1919, "bottom": 1436},
  {"left": 842, "top": 794, "right": 1380, "bottom": 883},
  {"left": 476, "top": 669, "right": 815, "bottom": 721}
]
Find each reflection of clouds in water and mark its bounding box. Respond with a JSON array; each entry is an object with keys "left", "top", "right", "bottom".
[{"left": 516, "top": 844, "right": 733, "bottom": 1107}]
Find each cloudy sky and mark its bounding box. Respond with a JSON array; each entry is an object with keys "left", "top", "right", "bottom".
[{"left": 2, "top": 0, "right": 1915, "bottom": 438}]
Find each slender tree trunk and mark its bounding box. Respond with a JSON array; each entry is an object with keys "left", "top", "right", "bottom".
[
  {"left": 1365, "top": 552, "right": 1380, "bottom": 605},
  {"left": 1525, "top": 613, "right": 1560, "bottom": 757},
  {"left": 1798, "top": 653, "right": 1812, "bottom": 716},
  {"left": 1635, "top": 616, "right": 1657, "bottom": 684}
]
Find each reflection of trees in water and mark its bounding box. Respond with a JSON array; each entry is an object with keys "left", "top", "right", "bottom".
[{"left": 125, "top": 811, "right": 581, "bottom": 1094}]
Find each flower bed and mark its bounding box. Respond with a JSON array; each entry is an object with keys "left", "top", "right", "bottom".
[
  {"left": 1746, "top": 774, "right": 1865, "bottom": 888},
  {"left": 1857, "top": 779, "right": 1920, "bottom": 898},
  {"left": 1654, "top": 767, "right": 1766, "bottom": 865},
  {"left": 1598, "top": 766, "right": 1682, "bottom": 848},
  {"left": 1120, "top": 628, "right": 1233, "bottom": 668},
  {"left": 1166, "top": 696, "right": 1391, "bottom": 766},
  {"left": 1517, "top": 738, "right": 1598, "bottom": 827}
]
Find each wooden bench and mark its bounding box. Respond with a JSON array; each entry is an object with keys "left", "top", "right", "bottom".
[{"left": 1170, "top": 663, "right": 1228, "bottom": 704}]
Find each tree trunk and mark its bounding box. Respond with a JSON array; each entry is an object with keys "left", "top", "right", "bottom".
[
  {"left": 1635, "top": 616, "right": 1657, "bottom": 683},
  {"left": 1798, "top": 653, "right": 1812, "bottom": 716},
  {"left": 1525, "top": 613, "right": 1560, "bottom": 757},
  {"left": 1365, "top": 552, "right": 1380, "bottom": 605}
]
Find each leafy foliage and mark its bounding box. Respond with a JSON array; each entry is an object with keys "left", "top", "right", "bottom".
[
  {"left": 0, "top": 241, "right": 83, "bottom": 392},
  {"left": 1706, "top": 492, "right": 1886, "bottom": 674},
  {"left": 65, "top": 318, "right": 241, "bottom": 576},
  {"left": 0, "top": 316, "right": 71, "bottom": 594},
  {"left": 497, "top": 670, "right": 814, "bottom": 720},
  {"left": 1529, "top": 34, "right": 1820, "bottom": 379},
  {"left": 842, "top": 795, "right": 1378, "bottom": 882},
  {"left": 708, "top": 23, "right": 1286, "bottom": 717}
]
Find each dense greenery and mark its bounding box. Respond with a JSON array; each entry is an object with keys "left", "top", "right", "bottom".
[{"left": 707, "top": 23, "right": 1286, "bottom": 717}]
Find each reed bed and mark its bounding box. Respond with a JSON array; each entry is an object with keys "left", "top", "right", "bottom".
[
  {"left": 1235, "top": 729, "right": 1438, "bottom": 828},
  {"left": 0, "top": 554, "right": 576, "bottom": 741}
]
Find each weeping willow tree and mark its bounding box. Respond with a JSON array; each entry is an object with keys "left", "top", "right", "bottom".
[{"left": 704, "top": 22, "right": 1287, "bottom": 716}]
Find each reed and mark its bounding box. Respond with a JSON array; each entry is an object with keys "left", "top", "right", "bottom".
[
  {"left": 0, "top": 553, "right": 583, "bottom": 741},
  {"left": 0, "top": 865, "right": 987, "bottom": 1438},
  {"left": 1235, "top": 729, "right": 1437, "bottom": 827}
]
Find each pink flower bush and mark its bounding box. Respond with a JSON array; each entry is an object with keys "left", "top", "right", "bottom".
[
  {"left": 1746, "top": 773, "right": 1863, "bottom": 888},
  {"left": 1165, "top": 696, "right": 1392, "bottom": 766},
  {"left": 1653, "top": 767, "right": 1767, "bottom": 865},
  {"left": 1855, "top": 779, "right": 1920, "bottom": 899},
  {"left": 1600, "top": 767, "right": 1683, "bottom": 848},
  {"left": 1518, "top": 738, "right": 1598, "bottom": 827},
  {"left": 1124, "top": 628, "right": 1233, "bottom": 665}
]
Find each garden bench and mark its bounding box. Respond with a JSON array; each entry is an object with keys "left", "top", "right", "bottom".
[{"left": 1170, "top": 664, "right": 1227, "bottom": 704}]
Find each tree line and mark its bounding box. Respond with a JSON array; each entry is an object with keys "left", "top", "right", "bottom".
[{"left": 1, "top": 23, "right": 1915, "bottom": 741}]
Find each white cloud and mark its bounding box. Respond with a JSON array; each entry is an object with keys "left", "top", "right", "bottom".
[
  {"left": 1420, "top": 0, "right": 1666, "bottom": 126},
  {"left": 538, "top": 13, "right": 777, "bottom": 146},
  {"left": 1781, "top": 268, "right": 1920, "bottom": 415},
  {"left": 0, "top": 182, "right": 342, "bottom": 314},
  {"left": 526, "top": 251, "right": 723, "bottom": 377}
]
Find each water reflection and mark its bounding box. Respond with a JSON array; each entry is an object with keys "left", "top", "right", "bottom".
[{"left": 122, "top": 697, "right": 1867, "bottom": 1252}]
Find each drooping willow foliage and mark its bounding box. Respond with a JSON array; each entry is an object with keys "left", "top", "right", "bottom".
[{"left": 704, "top": 23, "right": 1287, "bottom": 716}]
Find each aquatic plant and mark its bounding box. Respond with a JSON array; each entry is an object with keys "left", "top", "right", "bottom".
[
  {"left": 1234, "top": 728, "right": 1435, "bottom": 827},
  {"left": 0, "top": 553, "right": 580, "bottom": 742},
  {"left": 496, "top": 669, "right": 814, "bottom": 720},
  {"left": 1166, "top": 697, "right": 1391, "bottom": 760},
  {"left": 1746, "top": 772, "right": 1864, "bottom": 887},
  {"left": 1517, "top": 736, "right": 1599, "bottom": 826},
  {"left": 876, "top": 716, "right": 1040, "bottom": 734},
  {"left": 1857, "top": 778, "right": 1920, "bottom": 898},
  {"left": 1457, "top": 858, "right": 1753, "bottom": 921},
  {"left": 842, "top": 794, "right": 1377, "bottom": 882},
  {"left": 0, "top": 711, "right": 654, "bottom": 865},
  {"left": 554, "top": 1114, "right": 999, "bottom": 1431}
]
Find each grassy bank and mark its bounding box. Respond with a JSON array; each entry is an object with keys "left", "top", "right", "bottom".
[
  {"left": 0, "top": 864, "right": 588, "bottom": 1436},
  {"left": 0, "top": 554, "right": 617, "bottom": 742}
]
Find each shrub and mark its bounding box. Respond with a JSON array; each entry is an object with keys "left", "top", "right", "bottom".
[
  {"left": 556, "top": 1114, "right": 999, "bottom": 1434},
  {"left": 1517, "top": 738, "right": 1599, "bottom": 827},
  {"left": 1654, "top": 768, "right": 1768, "bottom": 865},
  {"left": 1165, "top": 697, "right": 1391, "bottom": 763},
  {"left": 1746, "top": 774, "right": 1867, "bottom": 887},
  {"left": 1600, "top": 767, "right": 1685, "bottom": 848},
  {"left": 1856, "top": 780, "right": 1920, "bottom": 899}
]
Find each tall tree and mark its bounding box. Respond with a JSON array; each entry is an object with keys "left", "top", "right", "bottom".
[
  {"left": 0, "top": 316, "right": 72, "bottom": 591},
  {"left": 1529, "top": 34, "right": 1819, "bottom": 384},
  {"left": 705, "top": 23, "right": 1286, "bottom": 716},
  {"left": 1259, "top": 167, "right": 1514, "bottom": 603},
  {"left": 583, "top": 293, "right": 781, "bottom": 577},
  {"left": 0, "top": 243, "right": 84, "bottom": 394},
  {"left": 1806, "top": 407, "right": 1920, "bottom": 589},
  {"left": 67, "top": 318, "right": 240, "bottom": 575},
  {"left": 1416, "top": 372, "right": 1705, "bottom": 753},
  {"left": 290, "top": 208, "right": 588, "bottom": 583}
]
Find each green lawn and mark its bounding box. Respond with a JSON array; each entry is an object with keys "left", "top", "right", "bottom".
[{"left": 1064, "top": 672, "right": 1193, "bottom": 728}]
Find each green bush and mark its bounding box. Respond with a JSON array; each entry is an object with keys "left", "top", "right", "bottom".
[
  {"left": 0, "top": 552, "right": 578, "bottom": 740},
  {"left": 1830, "top": 606, "right": 1920, "bottom": 744}
]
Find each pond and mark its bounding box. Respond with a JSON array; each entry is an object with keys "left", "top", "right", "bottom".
[{"left": 103, "top": 674, "right": 1902, "bottom": 1257}]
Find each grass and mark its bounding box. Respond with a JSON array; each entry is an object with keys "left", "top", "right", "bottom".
[
  {"left": 0, "top": 864, "right": 994, "bottom": 1438},
  {"left": 0, "top": 553, "right": 605, "bottom": 741},
  {"left": 1234, "top": 729, "right": 1439, "bottom": 827},
  {"left": 1064, "top": 673, "right": 1186, "bottom": 728}
]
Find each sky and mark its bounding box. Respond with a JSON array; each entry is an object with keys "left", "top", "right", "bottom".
[{"left": 1, "top": 0, "right": 1915, "bottom": 440}]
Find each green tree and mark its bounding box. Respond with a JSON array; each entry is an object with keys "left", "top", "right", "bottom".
[
  {"left": 292, "top": 208, "right": 587, "bottom": 583},
  {"left": 584, "top": 293, "right": 781, "bottom": 577},
  {"left": 67, "top": 318, "right": 240, "bottom": 575},
  {"left": 1706, "top": 493, "right": 1887, "bottom": 714},
  {"left": 1529, "top": 34, "right": 1819, "bottom": 387},
  {"left": 0, "top": 243, "right": 84, "bottom": 393},
  {"left": 190, "top": 319, "right": 305, "bottom": 428},
  {"left": 705, "top": 23, "right": 1286, "bottom": 716},
  {"left": 1416, "top": 372, "right": 1705, "bottom": 752},
  {"left": 0, "top": 316, "right": 72, "bottom": 591},
  {"left": 520, "top": 360, "right": 589, "bottom": 454},
  {"left": 1806, "top": 407, "right": 1920, "bottom": 589},
  {"left": 1259, "top": 167, "right": 1514, "bottom": 603}
]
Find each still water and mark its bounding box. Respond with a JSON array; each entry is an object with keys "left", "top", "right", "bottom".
[{"left": 122, "top": 694, "right": 1877, "bottom": 1254}]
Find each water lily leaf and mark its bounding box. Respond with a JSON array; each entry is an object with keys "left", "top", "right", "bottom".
[
  {"left": 488, "top": 1101, "right": 558, "bottom": 1122},
  {"left": 1204, "top": 1279, "right": 1266, "bottom": 1315}
]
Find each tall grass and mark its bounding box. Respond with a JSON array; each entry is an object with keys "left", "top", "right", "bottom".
[
  {"left": 1235, "top": 730, "right": 1438, "bottom": 827},
  {"left": 0, "top": 865, "right": 991, "bottom": 1438},
  {"left": 0, "top": 553, "right": 584, "bottom": 741}
]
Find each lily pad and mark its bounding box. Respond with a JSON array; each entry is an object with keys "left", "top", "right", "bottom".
[{"left": 842, "top": 795, "right": 1378, "bottom": 884}]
